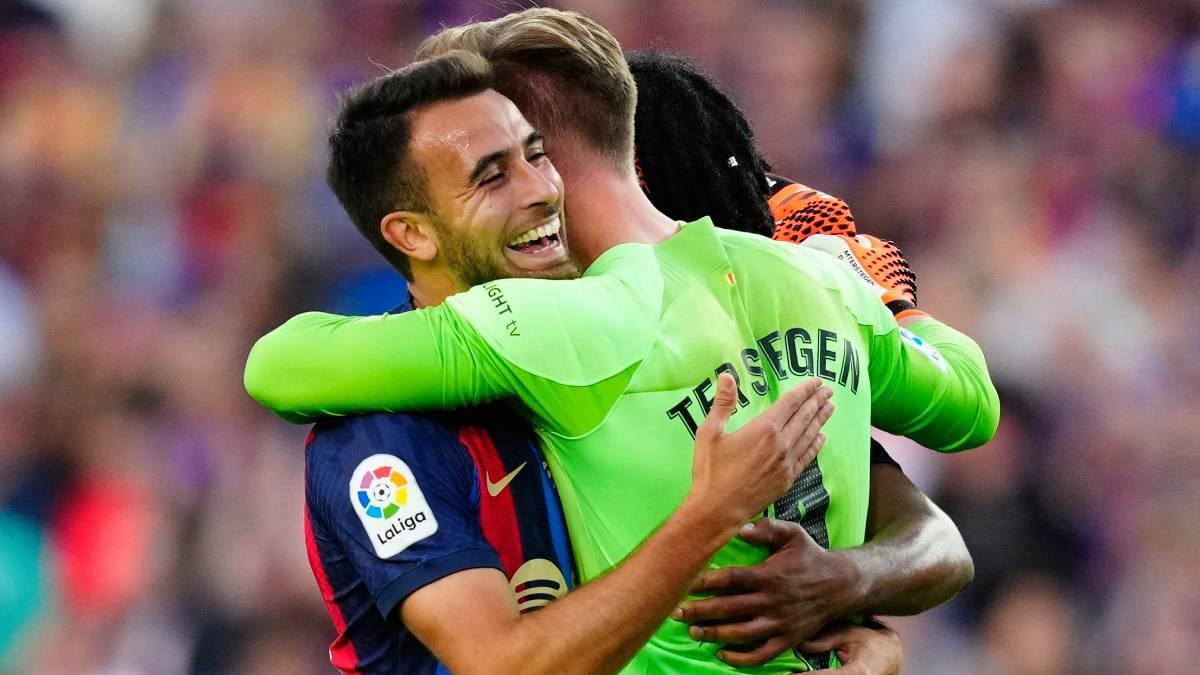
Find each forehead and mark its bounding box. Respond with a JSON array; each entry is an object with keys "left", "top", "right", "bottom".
[{"left": 409, "top": 89, "right": 534, "bottom": 179}]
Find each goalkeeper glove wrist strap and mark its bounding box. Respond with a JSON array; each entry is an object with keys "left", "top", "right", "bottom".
[{"left": 893, "top": 305, "right": 930, "bottom": 323}]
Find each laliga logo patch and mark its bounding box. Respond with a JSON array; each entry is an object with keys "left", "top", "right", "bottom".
[
  {"left": 349, "top": 454, "right": 438, "bottom": 558},
  {"left": 900, "top": 327, "right": 948, "bottom": 372}
]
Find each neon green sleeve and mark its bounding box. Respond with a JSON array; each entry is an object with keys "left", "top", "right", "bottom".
[
  {"left": 243, "top": 306, "right": 511, "bottom": 424},
  {"left": 866, "top": 316, "right": 1000, "bottom": 452},
  {"left": 243, "top": 269, "right": 656, "bottom": 432},
  {"left": 773, "top": 241, "right": 1000, "bottom": 451}
]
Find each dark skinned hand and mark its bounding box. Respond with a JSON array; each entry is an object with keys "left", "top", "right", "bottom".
[{"left": 673, "top": 518, "right": 865, "bottom": 667}]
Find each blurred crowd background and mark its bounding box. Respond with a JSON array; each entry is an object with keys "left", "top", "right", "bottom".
[{"left": 1, "top": 0, "right": 1198, "bottom": 673}]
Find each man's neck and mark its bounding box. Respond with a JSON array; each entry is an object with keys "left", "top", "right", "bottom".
[
  {"left": 408, "top": 267, "right": 460, "bottom": 308},
  {"left": 560, "top": 158, "right": 678, "bottom": 269}
]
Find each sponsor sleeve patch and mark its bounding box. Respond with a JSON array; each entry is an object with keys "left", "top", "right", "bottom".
[
  {"left": 899, "top": 327, "right": 948, "bottom": 372},
  {"left": 348, "top": 453, "right": 439, "bottom": 558}
]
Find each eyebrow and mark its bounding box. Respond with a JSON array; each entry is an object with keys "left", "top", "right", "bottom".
[{"left": 467, "top": 131, "right": 546, "bottom": 185}]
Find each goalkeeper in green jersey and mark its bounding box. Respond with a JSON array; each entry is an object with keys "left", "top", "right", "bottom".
[{"left": 245, "top": 10, "right": 998, "bottom": 673}]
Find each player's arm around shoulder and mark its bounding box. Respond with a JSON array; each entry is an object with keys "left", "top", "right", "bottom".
[
  {"left": 444, "top": 274, "right": 658, "bottom": 386},
  {"left": 244, "top": 302, "right": 516, "bottom": 423},
  {"left": 763, "top": 183, "right": 999, "bottom": 450},
  {"left": 443, "top": 274, "right": 659, "bottom": 436},
  {"left": 797, "top": 234, "right": 1000, "bottom": 451},
  {"left": 245, "top": 310, "right": 446, "bottom": 422},
  {"left": 884, "top": 312, "right": 1000, "bottom": 450}
]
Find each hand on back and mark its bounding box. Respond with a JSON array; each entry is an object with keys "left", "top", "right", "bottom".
[{"left": 687, "top": 373, "right": 833, "bottom": 529}]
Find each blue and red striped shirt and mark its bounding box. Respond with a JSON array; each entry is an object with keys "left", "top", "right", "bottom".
[{"left": 304, "top": 401, "right": 575, "bottom": 674}]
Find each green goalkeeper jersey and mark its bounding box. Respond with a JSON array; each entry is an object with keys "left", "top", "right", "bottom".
[{"left": 245, "top": 217, "right": 998, "bottom": 673}]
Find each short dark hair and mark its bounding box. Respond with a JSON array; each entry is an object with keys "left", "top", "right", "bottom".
[
  {"left": 627, "top": 49, "right": 775, "bottom": 237},
  {"left": 326, "top": 51, "right": 494, "bottom": 279}
]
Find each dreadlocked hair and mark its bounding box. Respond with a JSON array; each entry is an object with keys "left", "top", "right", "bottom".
[{"left": 628, "top": 48, "right": 774, "bottom": 236}]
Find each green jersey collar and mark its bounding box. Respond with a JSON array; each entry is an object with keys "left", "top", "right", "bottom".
[{"left": 584, "top": 216, "right": 725, "bottom": 278}]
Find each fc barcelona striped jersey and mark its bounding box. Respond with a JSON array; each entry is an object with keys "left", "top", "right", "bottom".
[{"left": 303, "top": 308, "right": 575, "bottom": 674}]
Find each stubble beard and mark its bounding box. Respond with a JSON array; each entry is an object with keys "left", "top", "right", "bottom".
[{"left": 434, "top": 217, "right": 580, "bottom": 287}]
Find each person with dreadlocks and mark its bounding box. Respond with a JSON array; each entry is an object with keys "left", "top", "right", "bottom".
[
  {"left": 625, "top": 46, "right": 967, "bottom": 664},
  {"left": 629, "top": 49, "right": 916, "bottom": 306},
  {"left": 629, "top": 50, "right": 775, "bottom": 237},
  {"left": 629, "top": 48, "right": 919, "bottom": 305}
]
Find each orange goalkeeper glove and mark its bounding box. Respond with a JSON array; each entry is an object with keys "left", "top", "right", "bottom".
[
  {"left": 767, "top": 174, "right": 857, "bottom": 241},
  {"left": 801, "top": 233, "right": 923, "bottom": 320},
  {"left": 766, "top": 174, "right": 921, "bottom": 319}
]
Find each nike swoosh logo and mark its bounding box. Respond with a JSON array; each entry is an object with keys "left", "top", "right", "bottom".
[{"left": 486, "top": 462, "right": 527, "bottom": 497}]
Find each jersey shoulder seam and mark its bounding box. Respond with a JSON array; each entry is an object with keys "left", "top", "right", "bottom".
[{"left": 722, "top": 235, "right": 899, "bottom": 337}]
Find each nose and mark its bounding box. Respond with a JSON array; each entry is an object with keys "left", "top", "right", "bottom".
[{"left": 514, "top": 157, "right": 561, "bottom": 210}]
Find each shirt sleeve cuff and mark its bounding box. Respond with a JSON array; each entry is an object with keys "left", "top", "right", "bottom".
[{"left": 376, "top": 548, "right": 504, "bottom": 618}]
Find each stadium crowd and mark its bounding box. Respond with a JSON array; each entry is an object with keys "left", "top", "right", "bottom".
[{"left": 1, "top": 0, "right": 1197, "bottom": 673}]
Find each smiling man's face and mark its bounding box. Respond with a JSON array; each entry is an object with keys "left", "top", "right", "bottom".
[{"left": 408, "top": 89, "right": 578, "bottom": 287}]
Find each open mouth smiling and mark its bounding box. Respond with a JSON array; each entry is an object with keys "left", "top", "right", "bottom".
[{"left": 506, "top": 218, "right": 563, "bottom": 256}]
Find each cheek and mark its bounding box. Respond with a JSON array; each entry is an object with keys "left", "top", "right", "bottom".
[{"left": 460, "top": 194, "right": 511, "bottom": 241}]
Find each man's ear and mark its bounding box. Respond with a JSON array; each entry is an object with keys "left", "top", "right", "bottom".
[{"left": 381, "top": 211, "right": 439, "bottom": 263}]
